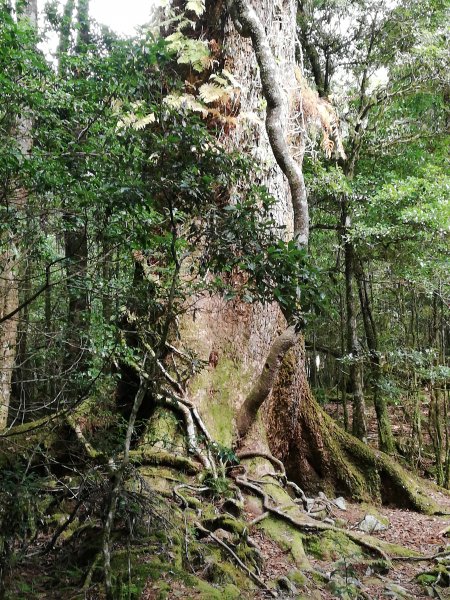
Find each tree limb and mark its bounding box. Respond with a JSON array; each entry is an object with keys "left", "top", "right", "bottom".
[{"left": 227, "top": 0, "right": 309, "bottom": 247}]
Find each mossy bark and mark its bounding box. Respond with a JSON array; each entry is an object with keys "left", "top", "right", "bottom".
[{"left": 266, "top": 342, "right": 437, "bottom": 513}]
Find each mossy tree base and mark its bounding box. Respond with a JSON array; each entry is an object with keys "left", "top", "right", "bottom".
[{"left": 266, "top": 345, "right": 438, "bottom": 514}]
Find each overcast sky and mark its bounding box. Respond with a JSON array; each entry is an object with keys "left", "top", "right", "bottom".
[{"left": 37, "top": 0, "right": 156, "bottom": 36}]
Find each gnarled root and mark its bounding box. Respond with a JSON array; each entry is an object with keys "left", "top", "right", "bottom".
[{"left": 233, "top": 460, "right": 390, "bottom": 562}]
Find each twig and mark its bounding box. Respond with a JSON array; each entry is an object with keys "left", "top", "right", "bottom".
[{"left": 83, "top": 551, "right": 101, "bottom": 591}]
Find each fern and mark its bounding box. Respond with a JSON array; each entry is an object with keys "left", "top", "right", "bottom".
[
  {"left": 133, "top": 113, "right": 156, "bottom": 130},
  {"left": 166, "top": 33, "right": 210, "bottom": 72},
  {"left": 198, "top": 70, "right": 240, "bottom": 105},
  {"left": 186, "top": 0, "right": 205, "bottom": 16},
  {"left": 199, "top": 83, "right": 229, "bottom": 104},
  {"left": 164, "top": 94, "right": 208, "bottom": 117},
  {"left": 322, "top": 134, "right": 334, "bottom": 158}
]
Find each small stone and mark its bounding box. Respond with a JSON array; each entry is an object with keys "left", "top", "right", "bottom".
[
  {"left": 323, "top": 517, "right": 335, "bottom": 526},
  {"left": 357, "top": 514, "right": 387, "bottom": 533},
  {"left": 333, "top": 496, "right": 347, "bottom": 511}
]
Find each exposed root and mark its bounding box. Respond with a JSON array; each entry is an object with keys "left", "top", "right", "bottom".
[
  {"left": 237, "top": 450, "right": 285, "bottom": 475},
  {"left": 236, "top": 326, "right": 299, "bottom": 440},
  {"left": 391, "top": 550, "right": 450, "bottom": 562},
  {"left": 157, "top": 395, "right": 216, "bottom": 475},
  {"left": 129, "top": 449, "right": 201, "bottom": 474},
  {"left": 267, "top": 345, "right": 440, "bottom": 513},
  {"left": 234, "top": 473, "right": 390, "bottom": 562},
  {"left": 174, "top": 484, "right": 209, "bottom": 508},
  {"left": 128, "top": 354, "right": 217, "bottom": 475},
  {"left": 238, "top": 452, "right": 309, "bottom": 507}
]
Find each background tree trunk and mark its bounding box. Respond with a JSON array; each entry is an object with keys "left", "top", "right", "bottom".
[{"left": 0, "top": 0, "right": 37, "bottom": 429}]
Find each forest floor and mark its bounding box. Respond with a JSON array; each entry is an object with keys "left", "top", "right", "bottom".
[
  {"left": 7, "top": 399, "right": 450, "bottom": 600},
  {"left": 140, "top": 487, "right": 450, "bottom": 599},
  {"left": 247, "top": 491, "right": 450, "bottom": 599}
]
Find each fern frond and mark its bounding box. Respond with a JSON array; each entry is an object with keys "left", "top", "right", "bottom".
[
  {"left": 132, "top": 113, "right": 156, "bottom": 130},
  {"left": 186, "top": 0, "right": 205, "bottom": 16},
  {"left": 322, "top": 134, "right": 334, "bottom": 158},
  {"left": 199, "top": 83, "right": 230, "bottom": 104}
]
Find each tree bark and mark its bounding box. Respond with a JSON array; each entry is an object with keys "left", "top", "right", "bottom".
[
  {"left": 355, "top": 260, "right": 395, "bottom": 453},
  {"left": 0, "top": 0, "right": 37, "bottom": 430},
  {"left": 237, "top": 325, "right": 298, "bottom": 439},
  {"left": 342, "top": 201, "right": 367, "bottom": 441}
]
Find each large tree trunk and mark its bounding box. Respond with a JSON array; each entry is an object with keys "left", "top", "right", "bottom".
[{"left": 186, "top": 0, "right": 433, "bottom": 511}]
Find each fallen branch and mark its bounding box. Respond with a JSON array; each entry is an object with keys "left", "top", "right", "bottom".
[{"left": 391, "top": 549, "right": 450, "bottom": 562}]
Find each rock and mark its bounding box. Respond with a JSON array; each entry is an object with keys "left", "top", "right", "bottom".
[
  {"left": 328, "top": 574, "right": 358, "bottom": 597},
  {"left": 323, "top": 517, "right": 335, "bottom": 526},
  {"left": 276, "top": 575, "right": 298, "bottom": 595},
  {"left": 356, "top": 514, "right": 387, "bottom": 533},
  {"left": 318, "top": 491, "right": 328, "bottom": 501},
  {"left": 305, "top": 498, "right": 316, "bottom": 512},
  {"left": 333, "top": 496, "right": 347, "bottom": 511},
  {"left": 214, "top": 528, "right": 235, "bottom": 544},
  {"left": 346, "top": 576, "right": 362, "bottom": 588},
  {"left": 384, "top": 582, "right": 411, "bottom": 598}
]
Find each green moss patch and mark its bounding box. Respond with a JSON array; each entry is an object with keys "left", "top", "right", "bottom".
[
  {"left": 304, "top": 531, "right": 364, "bottom": 561},
  {"left": 259, "top": 516, "right": 309, "bottom": 568}
]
